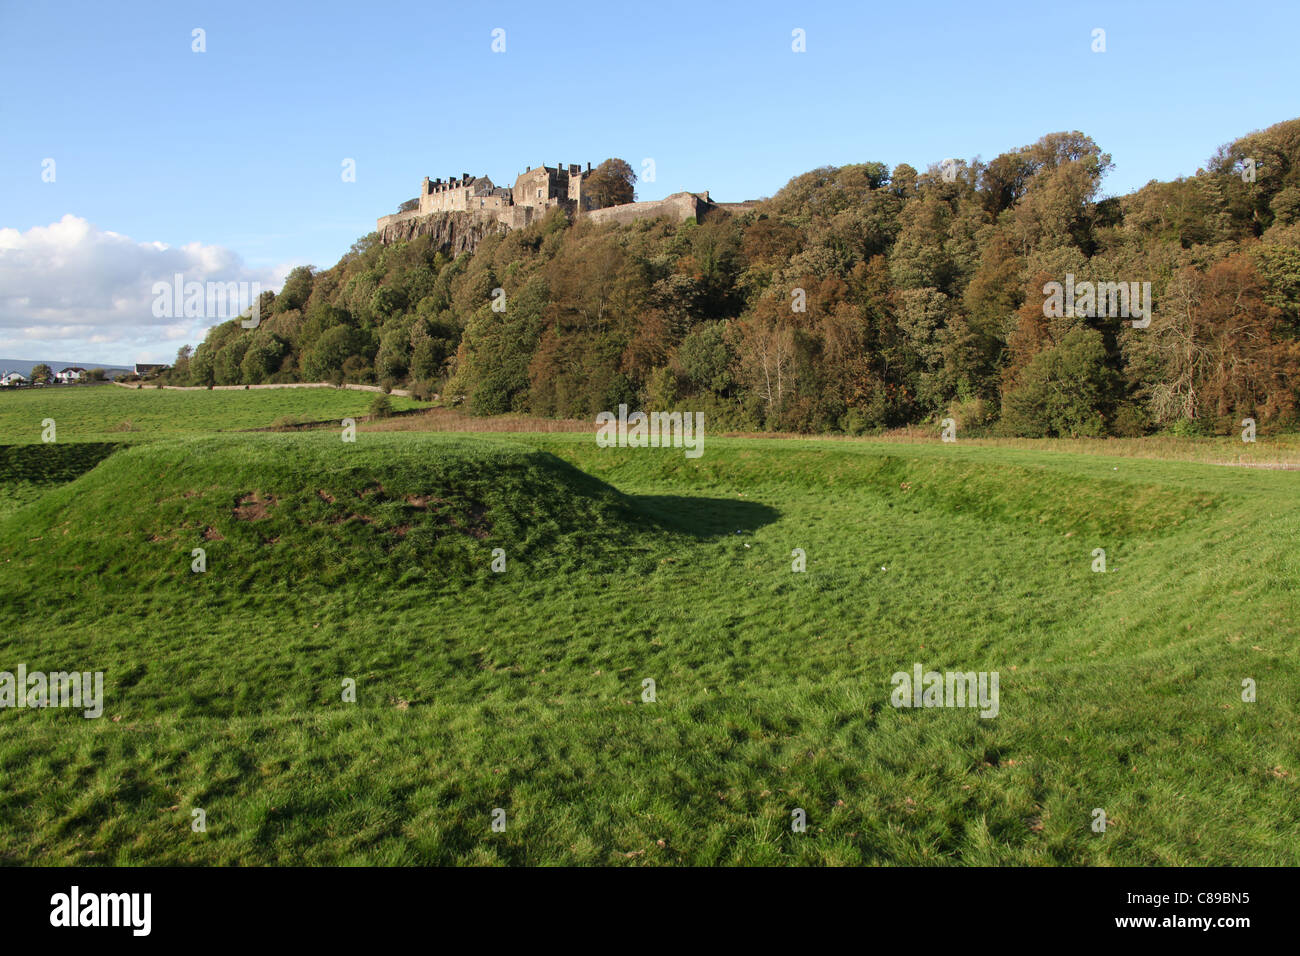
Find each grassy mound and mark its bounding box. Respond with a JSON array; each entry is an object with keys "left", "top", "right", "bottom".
[
  {"left": 0, "top": 430, "right": 1294, "bottom": 865},
  {"left": 0, "top": 433, "right": 656, "bottom": 607},
  {"left": 0, "top": 442, "right": 120, "bottom": 518}
]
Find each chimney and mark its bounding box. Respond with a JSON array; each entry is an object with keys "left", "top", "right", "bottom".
[{"left": 586, "top": 162, "right": 591, "bottom": 172}]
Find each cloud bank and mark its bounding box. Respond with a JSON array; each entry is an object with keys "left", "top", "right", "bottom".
[{"left": 0, "top": 215, "right": 293, "bottom": 364}]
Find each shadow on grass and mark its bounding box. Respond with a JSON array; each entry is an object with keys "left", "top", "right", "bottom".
[
  {"left": 0, "top": 442, "right": 121, "bottom": 484},
  {"left": 630, "top": 494, "right": 780, "bottom": 539}
]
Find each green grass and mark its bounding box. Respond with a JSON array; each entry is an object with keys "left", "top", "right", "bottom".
[
  {"left": 0, "top": 389, "right": 1296, "bottom": 865},
  {"left": 0, "top": 385, "right": 424, "bottom": 444}
]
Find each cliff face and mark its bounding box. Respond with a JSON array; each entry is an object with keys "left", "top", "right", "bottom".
[{"left": 376, "top": 210, "right": 509, "bottom": 256}]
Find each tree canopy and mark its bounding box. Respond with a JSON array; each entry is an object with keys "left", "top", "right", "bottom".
[{"left": 172, "top": 118, "right": 1300, "bottom": 437}]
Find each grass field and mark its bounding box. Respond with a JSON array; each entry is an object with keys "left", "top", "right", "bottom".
[
  {"left": 0, "top": 387, "right": 1296, "bottom": 864},
  {"left": 0, "top": 385, "right": 424, "bottom": 445}
]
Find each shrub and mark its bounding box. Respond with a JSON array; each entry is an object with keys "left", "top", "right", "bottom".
[
  {"left": 368, "top": 394, "right": 395, "bottom": 419},
  {"left": 1165, "top": 417, "right": 1214, "bottom": 438},
  {"left": 1000, "top": 328, "right": 1117, "bottom": 437},
  {"left": 946, "top": 396, "right": 997, "bottom": 435},
  {"left": 1111, "top": 403, "right": 1151, "bottom": 437}
]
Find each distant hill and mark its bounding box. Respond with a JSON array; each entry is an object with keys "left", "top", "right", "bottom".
[{"left": 0, "top": 359, "right": 133, "bottom": 379}]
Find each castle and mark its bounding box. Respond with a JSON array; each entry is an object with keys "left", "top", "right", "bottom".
[{"left": 375, "top": 160, "right": 748, "bottom": 247}]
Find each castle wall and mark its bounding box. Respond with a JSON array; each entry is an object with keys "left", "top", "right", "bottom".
[{"left": 584, "top": 192, "right": 714, "bottom": 227}]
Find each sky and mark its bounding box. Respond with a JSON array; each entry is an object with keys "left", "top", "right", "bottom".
[{"left": 1, "top": 0, "right": 1298, "bottom": 365}]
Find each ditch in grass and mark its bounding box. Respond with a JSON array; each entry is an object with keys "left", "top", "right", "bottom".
[{"left": 0, "top": 431, "right": 1294, "bottom": 864}]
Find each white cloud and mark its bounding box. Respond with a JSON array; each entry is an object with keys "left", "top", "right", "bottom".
[{"left": 0, "top": 215, "right": 297, "bottom": 364}]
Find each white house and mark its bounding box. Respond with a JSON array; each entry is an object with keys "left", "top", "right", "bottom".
[
  {"left": 1, "top": 372, "right": 28, "bottom": 386},
  {"left": 55, "top": 367, "right": 85, "bottom": 383}
]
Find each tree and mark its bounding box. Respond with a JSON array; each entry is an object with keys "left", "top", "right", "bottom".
[
  {"left": 677, "top": 321, "right": 734, "bottom": 395},
  {"left": 29, "top": 364, "right": 52, "bottom": 383},
  {"left": 1002, "top": 327, "right": 1117, "bottom": 436},
  {"left": 1133, "top": 253, "right": 1299, "bottom": 428},
  {"left": 303, "top": 325, "right": 364, "bottom": 381},
  {"left": 277, "top": 266, "right": 315, "bottom": 313},
  {"left": 583, "top": 158, "right": 636, "bottom": 209},
  {"left": 731, "top": 300, "right": 798, "bottom": 426}
]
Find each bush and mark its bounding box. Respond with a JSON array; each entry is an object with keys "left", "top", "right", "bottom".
[
  {"left": 1000, "top": 328, "right": 1117, "bottom": 437},
  {"left": 409, "top": 381, "right": 437, "bottom": 402},
  {"left": 1165, "top": 416, "right": 1215, "bottom": 438},
  {"left": 368, "top": 394, "right": 395, "bottom": 419},
  {"left": 946, "top": 396, "right": 997, "bottom": 435},
  {"left": 1111, "top": 403, "right": 1151, "bottom": 437},
  {"left": 840, "top": 407, "right": 872, "bottom": 436}
]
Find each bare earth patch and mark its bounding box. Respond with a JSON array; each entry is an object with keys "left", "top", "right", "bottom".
[{"left": 233, "top": 492, "right": 277, "bottom": 521}]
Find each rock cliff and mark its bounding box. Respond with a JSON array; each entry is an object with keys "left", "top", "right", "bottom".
[{"left": 376, "top": 210, "right": 509, "bottom": 256}]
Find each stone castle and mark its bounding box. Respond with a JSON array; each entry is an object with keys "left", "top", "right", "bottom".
[{"left": 375, "top": 160, "right": 755, "bottom": 250}]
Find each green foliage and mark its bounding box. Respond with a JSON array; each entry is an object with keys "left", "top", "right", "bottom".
[
  {"left": 175, "top": 117, "right": 1300, "bottom": 436},
  {"left": 1001, "top": 327, "right": 1117, "bottom": 437},
  {"left": 677, "top": 321, "right": 734, "bottom": 394}
]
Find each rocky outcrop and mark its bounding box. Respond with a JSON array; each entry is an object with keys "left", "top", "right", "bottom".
[{"left": 376, "top": 210, "right": 509, "bottom": 256}]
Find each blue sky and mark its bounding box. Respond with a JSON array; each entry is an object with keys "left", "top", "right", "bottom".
[{"left": 2, "top": 0, "right": 1298, "bottom": 364}]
